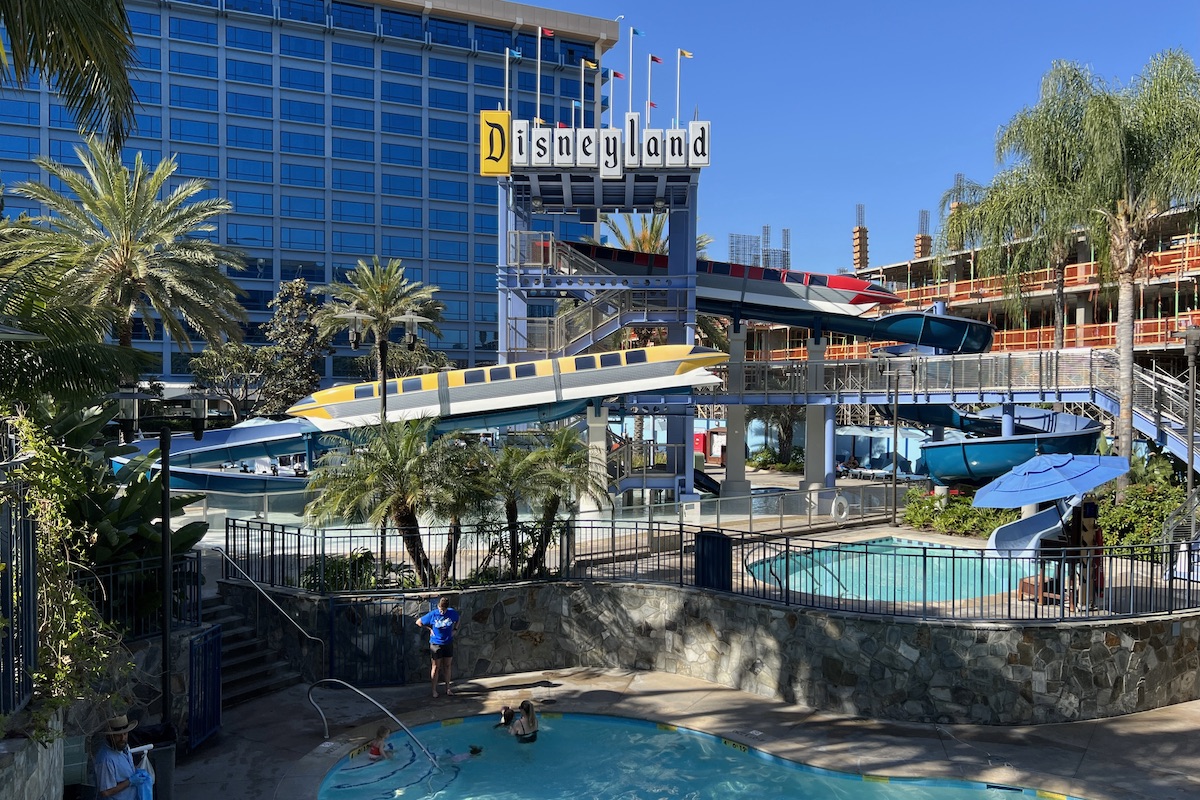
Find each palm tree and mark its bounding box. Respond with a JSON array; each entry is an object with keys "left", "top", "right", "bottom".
[
  {"left": 486, "top": 443, "right": 545, "bottom": 578},
  {"left": 584, "top": 213, "right": 714, "bottom": 257},
  {"left": 423, "top": 434, "right": 494, "bottom": 583},
  {"left": 0, "top": 137, "right": 247, "bottom": 353},
  {"left": 0, "top": 1, "right": 136, "bottom": 145},
  {"left": 317, "top": 257, "right": 443, "bottom": 424},
  {"left": 522, "top": 425, "right": 611, "bottom": 579},
  {"left": 304, "top": 418, "right": 439, "bottom": 586},
  {"left": 747, "top": 405, "right": 805, "bottom": 465}
]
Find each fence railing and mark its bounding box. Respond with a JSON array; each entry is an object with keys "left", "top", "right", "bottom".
[
  {"left": 222, "top": 514, "right": 1200, "bottom": 622},
  {"left": 73, "top": 554, "right": 203, "bottom": 641},
  {"left": 0, "top": 485, "right": 35, "bottom": 717}
]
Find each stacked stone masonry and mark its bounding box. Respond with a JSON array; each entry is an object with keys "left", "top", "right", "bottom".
[{"left": 225, "top": 579, "right": 1200, "bottom": 725}]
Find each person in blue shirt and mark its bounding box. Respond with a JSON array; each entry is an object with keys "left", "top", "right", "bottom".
[
  {"left": 95, "top": 714, "right": 149, "bottom": 800},
  {"left": 416, "top": 596, "right": 460, "bottom": 698}
]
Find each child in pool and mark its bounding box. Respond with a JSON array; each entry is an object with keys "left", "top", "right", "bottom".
[
  {"left": 494, "top": 706, "right": 515, "bottom": 728},
  {"left": 367, "top": 726, "right": 393, "bottom": 761},
  {"left": 445, "top": 745, "right": 483, "bottom": 763}
]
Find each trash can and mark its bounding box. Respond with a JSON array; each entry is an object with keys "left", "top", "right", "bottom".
[
  {"left": 694, "top": 529, "right": 732, "bottom": 591},
  {"left": 128, "top": 723, "right": 177, "bottom": 800}
]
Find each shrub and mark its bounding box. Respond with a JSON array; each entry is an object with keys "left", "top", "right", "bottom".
[
  {"left": 902, "top": 490, "right": 1017, "bottom": 538},
  {"left": 1097, "top": 482, "right": 1186, "bottom": 554}
]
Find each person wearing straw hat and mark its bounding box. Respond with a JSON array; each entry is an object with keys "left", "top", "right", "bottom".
[{"left": 95, "top": 714, "right": 150, "bottom": 799}]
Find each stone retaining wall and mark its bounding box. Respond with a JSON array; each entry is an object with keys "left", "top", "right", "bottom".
[
  {"left": 229, "top": 580, "right": 1200, "bottom": 725},
  {"left": 0, "top": 714, "right": 62, "bottom": 800}
]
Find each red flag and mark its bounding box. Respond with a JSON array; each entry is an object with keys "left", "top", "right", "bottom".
[
  {"left": 649, "top": 101, "right": 658, "bottom": 108},
  {"left": 541, "top": 27, "right": 554, "bottom": 37},
  {"left": 612, "top": 71, "right": 626, "bottom": 80},
  {"left": 650, "top": 54, "right": 663, "bottom": 64},
  {"left": 556, "top": 121, "right": 569, "bottom": 128}
]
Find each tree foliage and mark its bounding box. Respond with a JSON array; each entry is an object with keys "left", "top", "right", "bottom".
[
  {"left": 189, "top": 342, "right": 271, "bottom": 422},
  {"left": 257, "top": 279, "right": 335, "bottom": 414}
]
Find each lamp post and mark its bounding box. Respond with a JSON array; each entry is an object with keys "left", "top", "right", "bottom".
[{"left": 158, "top": 425, "right": 173, "bottom": 726}]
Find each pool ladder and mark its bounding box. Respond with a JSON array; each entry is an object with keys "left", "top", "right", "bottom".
[
  {"left": 747, "top": 541, "right": 850, "bottom": 599},
  {"left": 308, "top": 678, "right": 439, "bottom": 768}
]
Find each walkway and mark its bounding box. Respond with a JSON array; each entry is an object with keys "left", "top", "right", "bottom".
[{"left": 175, "top": 667, "right": 1200, "bottom": 800}]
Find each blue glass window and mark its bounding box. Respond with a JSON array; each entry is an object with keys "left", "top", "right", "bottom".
[
  {"left": 131, "top": 79, "right": 162, "bottom": 105},
  {"left": 1, "top": 100, "right": 38, "bottom": 126},
  {"left": 442, "top": 300, "right": 468, "bottom": 321},
  {"left": 333, "top": 43, "right": 373, "bottom": 67},
  {"left": 332, "top": 105, "right": 373, "bottom": 130},
  {"left": 49, "top": 139, "right": 81, "bottom": 165},
  {"left": 333, "top": 231, "right": 374, "bottom": 254},
  {"left": 381, "top": 112, "right": 420, "bottom": 135},
  {"left": 279, "top": 0, "right": 323, "bottom": 25},
  {"left": 281, "top": 67, "right": 323, "bottom": 92},
  {"left": 430, "top": 268, "right": 467, "bottom": 288},
  {"left": 516, "top": 100, "right": 536, "bottom": 120},
  {"left": 121, "top": 148, "right": 161, "bottom": 171},
  {"left": 281, "top": 98, "right": 324, "bottom": 124},
  {"left": 282, "top": 227, "right": 325, "bottom": 250},
  {"left": 384, "top": 235, "right": 422, "bottom": 258},
  {"left": 474, "top": 242, "right": 499, "bottom": 263},
  {"left": 333, "top": 137, "right": 373, "bottom": 161},
  {"left": 560, "top": 221, "right": 592, "bottom": 242},
  {"left": 281, "top": 34, "right": 323, "bottom": 60},
  {"left": 228, "top": 157, "right": 272, "bottom": 182},
  {"left": 170, "top": 85, "right": 217, "bottom": 110},
  {"left": 227, "top": 25, "right": 272, "bottom": 52},
  {"left": 475, "top": 183, "right": 498, "bottom": 204},
  {"left": 429, "top": 58, "right": 467, "bottom": 82},
  {"left": 229, "top": 190, "right": 273, "bottom": 216},
  {"left": 169, "top": 51, "right": 217, "bottom": 77},
  {"left": 49, "top": 104, "right": 76, "bottom": 128},
  {"left": 227, "top": 124, "right": 272, "bottom": 150},
  {"left": 228, "top": 223, "right": 273, "bottom": 247},
  {"left": 330, "top": 2, "right": 373, "bottom": 32},
  {"left": 176, "top": 152, "right": 219, "bottom": 177},
  {"left": 515, "top": 32, "right": 553, "bottom": 60},
  {"left": 381, "top": 51, "right": 421, "bottom": 76},
  {"left": 429, "top": 209, "right": 467, "bottom": 232},
  {"left": 434, "top": 329, "right": 468, "bottom": 350},
  {"left": 282, "top": 260, "right": 326, "bottom": 281},
  {"left": 281, "top": 163, "right": 325, "bottom": 188},
  {"left": 474, "top": 26, "right": 510, "bottom": 55},
  {"left": 133, "top": 45, "right": 161, "bottom": 71},
  {"left": 476, "top": 271, "right": 498, "bottom": 292},
  {"left": 474, "top": 301, "right": 498, "bottom": 322},
  {"left": 559, "top": 39, "right": 592, "bottom": 66},
  {"left": 382, "top": 174, "right": 420, "bottom": 197},
  {"left": 128, "top": 10, "right": 160, "bottom": 35},
  {"left": 177, "top": 0, "right": 218, "bottom": 6},
  {"left": 381, "top": 143, "right": 420, "bottom": 166},
  {"left": 281, "top": 195, "right": 325, "bottom": 219},
  {"left": 333, "top": 200, "right": 374, "bottom": 223},
  {"left": 169, "top": 17, "right": 216, "bottom": 43},
  {"left": 227, "top": 59, "right": 272, "bottom": 85},
  {"left": 474, "top": 213, "right": 498, "bottom": 234},
  {"left": 227, "top": 91, "right": 272, "bottom": 117},
  {"left": 429, "top": 179, "right": 466, "bottom": 202},
  {"left": 380, "top": 11, "right": 422, "bottom": 40},
  {"left": 429, "top": 149, "right": 467, "bottom": 172},
  {"left": 428, "top": 19, "right": 468, "bottom": 48},
  {"left": 383, "top": 205, "right": 421, "bottom": 227},
  {"left": 475, "top": 64, "right": 503, "bottom": 86},
  {"left": 134, "top": 113, "right": 162, "bottom": 138},
  {"left": 333, "top": 168, "right": 373, "bottom": 192},
  {"left": 428, "top": 88, "right": 467, "bottom": 112},
  {"left": 171, "top": 118, "right": 218, "bottom": 143},
  {"left": 474, "top": 94, "right": 503, "bottom": 114},
  {"left": 429, "top": 118, "right": 467, "bottom": 141},
  {"left": 226, "top": 0, "right": 272, "bottom": 14},
  {"left": 431, "top": 240, "right": 467, "bottom": 262},
  {"left": 381, "top": 81, "right": 420, "bottom": 105},
  {"left": 0, "top": 135, "right": 38, "bottom": 160},
  {"left": 332, "top": 74, "right": 373, "bottom": 99},
  {"left": 281, "top": 131, "right": 325, "bottom": 155}
]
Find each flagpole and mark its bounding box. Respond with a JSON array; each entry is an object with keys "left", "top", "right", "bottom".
[
  {"left": 536, "top": 27, "right": 542, "bottom": 126},
  {"left": 504, "top": 47, "right": 510, "bottom": 112},
  {"left": 628, "top": 26, "right": 634, "bottom": 119},
  {"left": 645, "top": 53, "right": 652, "bottom": 128},
  {"left": 675, "top": 50, "right": 681, "bottom": 128},
  {"left": 579, "top": 59, "right": 585, "bottom": 127}
]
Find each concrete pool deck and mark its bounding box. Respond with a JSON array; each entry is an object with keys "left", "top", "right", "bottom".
[{"left": 175, "top": 667, "right": 1200, "bottom": 800}]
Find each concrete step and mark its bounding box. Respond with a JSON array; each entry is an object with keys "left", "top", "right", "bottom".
[
  {"left": 222, "top": 648, "right": 281, "bottom": 674},
  {"left": 222, "top": 657, "right": 296, "bottom": 687},
  {"left": 222, "top": 669, "right": 304, "bottom": 708},
  {"left": 220, "top": 634, "right": 265, "bottom": 660}
]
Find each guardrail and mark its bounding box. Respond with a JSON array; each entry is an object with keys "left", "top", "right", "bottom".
[{"left": 73, "top": 553, "right": 202, "bottom": 641}]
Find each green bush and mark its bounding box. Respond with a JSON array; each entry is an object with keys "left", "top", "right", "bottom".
[
  {"left": 1097, "top": 482, "right": 1186, "bottom": 554},
  {"left": 748, "top": 446, "right": 778, "bottom": 468},
  {"left": 902, "top": 490, "right": 1018, "bottom": 538},
  {"left": 302, "top": 548, "right": 377, "bottom": 591}
]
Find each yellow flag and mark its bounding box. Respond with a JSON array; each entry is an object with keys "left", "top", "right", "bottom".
[
  {"left": 583, "top": 59, "right": 598, "bottom": 69},
  {"left": 679, "top": 49, "right": 694, "bottom": 58},
  {"left": 479, "top": 110, "right": 511, "bottom": 176}
]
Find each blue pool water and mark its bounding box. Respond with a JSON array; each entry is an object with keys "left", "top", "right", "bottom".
[
  {"left": 318, "top": 713, "right": 1071, "bottom": 799},
  {"left": 747, "top": 537, "right": 1037, "bottom": 603}
]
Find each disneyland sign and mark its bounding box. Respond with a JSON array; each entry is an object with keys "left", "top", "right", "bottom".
[{"left": 480, "top": 111, "right": 710, "bottom": 178}]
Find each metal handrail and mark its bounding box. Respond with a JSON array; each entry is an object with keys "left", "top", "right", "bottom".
[
  {"left": 211, "top": 545, "right": 327, "bottom": 674},
  {"left": 307, "top": 678, "right": 438, "bottom": 768}
]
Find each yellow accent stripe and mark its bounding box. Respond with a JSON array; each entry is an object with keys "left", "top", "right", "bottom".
[
  {"left": 863, "top": 775, "right": 890, "bottom": 783},
  {"left": 721, "top": 738, "right": 748, "bottom": 753},
  {"left": 441, "top": 717, "right": 464, "bottom": 726},
  {"left": 1035, "top": 792, "right": 1067, "bottom": 800},
  {"left": 656, "top": 722, "right": 677, "bottom": 732}
]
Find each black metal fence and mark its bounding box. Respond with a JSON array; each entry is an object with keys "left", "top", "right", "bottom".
[
  {"left": 226, "top": 517, "right": 1200, "bottom": 622},
  {"left": 0, "top": 483, "right": 35, "bottom": 717},
  {"left": 74, "top": 554, "right": 203, "bottom": 641}
]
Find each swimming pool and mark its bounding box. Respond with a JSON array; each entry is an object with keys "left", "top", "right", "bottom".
[
  {"left": 317, "top": 713, "right": 1075, "bottom": 799},
  {"left": 747, "top": 537, "right": 1038, "bottom": 603}
]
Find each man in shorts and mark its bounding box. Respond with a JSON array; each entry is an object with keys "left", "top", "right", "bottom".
[{"left": 416, "top": 596, "right": 460, "bottom": 698}]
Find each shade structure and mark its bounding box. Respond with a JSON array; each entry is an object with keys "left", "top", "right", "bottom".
[{"left": 973, "top": 453, "right": 1130, "bottom": 508}]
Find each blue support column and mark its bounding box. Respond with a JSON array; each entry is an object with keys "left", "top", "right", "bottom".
[{"left": 824, "top": 405, "right": 836, "bottom": 488}]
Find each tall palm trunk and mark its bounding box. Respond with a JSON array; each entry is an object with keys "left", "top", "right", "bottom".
[
  {"left": 394, "top": 507, "right": 434, "bottom": 585},
  {"left": 377, "top": 338, "right": 389, "bottom": 424},
  {"left": 505, "top": 498, "right": 520, "bottom": 579},
  {"left": 439, "top": 516, "right": 462, "bottom": 584},
  {"left": 1112, "top": 221, "right": 1139, "bottom": 488},
  {"left": 523, "top": 495, "right": 562, "bottom": 579}
]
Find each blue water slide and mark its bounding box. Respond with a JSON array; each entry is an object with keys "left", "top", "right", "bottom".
[{"left": 888, "top": 404, "right": 1103, "bottom": 486}]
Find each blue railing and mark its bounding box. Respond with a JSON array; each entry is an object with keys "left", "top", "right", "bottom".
[
  {"left": 0, "top": 487, "right": 36, "bottom": 717},
  {"left": 74, "top": 554, "right": 203, "bottom": 641}
]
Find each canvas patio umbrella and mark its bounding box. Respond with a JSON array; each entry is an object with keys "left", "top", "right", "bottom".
[{"left": 973, "top": 453, "right": 1130, "bottom": 508}]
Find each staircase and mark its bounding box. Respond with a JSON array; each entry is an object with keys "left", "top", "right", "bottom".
[{"left": 200, "top": 595, "right": 303, "bottom": 708}]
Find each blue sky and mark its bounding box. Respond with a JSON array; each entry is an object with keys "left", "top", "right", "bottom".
[{"left": 539, "top": 0, "right": 1199, "bottom": 272}]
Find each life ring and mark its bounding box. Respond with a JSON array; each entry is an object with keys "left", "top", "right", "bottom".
[{"left": 831, "top": 495, "right": 850, "bottom": 526}]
